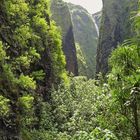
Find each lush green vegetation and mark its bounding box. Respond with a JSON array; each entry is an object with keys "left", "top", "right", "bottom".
[
  {"left": 0, "top": 0, "right": 140, "bottom": 140},
  {"left": 0, "top": 0, "right": 67, "bottom": 139}
]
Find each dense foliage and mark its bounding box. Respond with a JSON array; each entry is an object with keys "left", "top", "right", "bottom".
[
  {"left": 0, "top": 0, "right": 67, "bottom": 139},
  {"left": 0, "top": 0, "right": 140, "bottom": 140}
]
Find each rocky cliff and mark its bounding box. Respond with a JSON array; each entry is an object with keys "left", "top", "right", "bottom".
[
  {"left": 68, "top": 3, "right": 101, "bottom": 78},
  {"left": 51, "top": 0, "right": 78, "bottom": 76},
  {"left": 96, "top": 0, "right": 138, "bottom": 75}
]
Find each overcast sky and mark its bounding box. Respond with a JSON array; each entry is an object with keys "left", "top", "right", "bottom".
[{"left": 63, "top": 0, "right": 103, "bottom": 14}]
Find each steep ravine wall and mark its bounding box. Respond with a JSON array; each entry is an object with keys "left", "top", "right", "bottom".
[
  {"left": 96, "top": 0, "right": 138, "bottom": 75},
  {"left": 68, "top": 3, "right": 101, "bottom": 78},
  {"left": 51, "top": 0, "right": 78, "bottom": 76}
]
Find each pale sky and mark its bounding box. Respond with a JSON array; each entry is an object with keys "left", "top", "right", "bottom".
[{"left": 63, "top": 0, "right": 103, "bottom": 14}]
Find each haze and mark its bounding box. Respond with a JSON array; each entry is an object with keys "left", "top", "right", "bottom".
[{"left": 63, "top": 0, "right": 103, "bottom": 14}]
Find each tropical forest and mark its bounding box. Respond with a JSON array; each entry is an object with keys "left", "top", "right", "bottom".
[{"left": 0, "top": 0, "right": 140, "bottom": 139}]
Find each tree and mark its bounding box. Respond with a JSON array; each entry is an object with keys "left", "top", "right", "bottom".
[{"left": 0, "top": 0, "right": 67, "bottom": 139}]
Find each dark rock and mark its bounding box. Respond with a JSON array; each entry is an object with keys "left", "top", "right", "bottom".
[
  {"left": 51, "top": 0, "right": 78, "bottom": 76},
  {"left": 96, "top": 0, "right": 138, "bottom": 75}
]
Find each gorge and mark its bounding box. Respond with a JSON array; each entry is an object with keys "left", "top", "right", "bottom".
[{"left": 0, "top": 0, "right": 140, "bottom": 139}]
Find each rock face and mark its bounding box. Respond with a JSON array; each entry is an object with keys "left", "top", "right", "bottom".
[
  {"left": 96, "top": 0, "right": 138, "bottom": 75},
  {"left": 51, "top": 0, "right": 78, "bottom": 76},
  {"left": 69, "top": 3, "right": 101, "bottom": 78}
]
